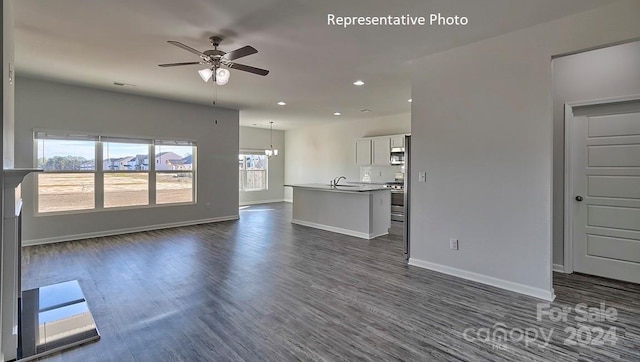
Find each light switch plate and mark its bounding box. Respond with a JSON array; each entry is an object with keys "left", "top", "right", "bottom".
[{"left": 418, "top": 172, "right": 427, "bottom": 182}]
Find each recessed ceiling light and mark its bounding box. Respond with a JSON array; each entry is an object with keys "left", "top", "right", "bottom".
[
  {"left": 334, "top": 112, "right": 342, "bottom": 116},
  {"left": 360, "top": 109, "right": 372, "bottom": 113},
  {"left": 353, "top": 80, "right": 365, "bottom": 86},
  {"left": 277, "top": 101, "right": 286, "bottom": 106},
  {"left": 408, "top": 99, "right": 412, "bottom": 103}
]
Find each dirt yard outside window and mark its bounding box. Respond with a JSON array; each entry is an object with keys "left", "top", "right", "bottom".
[{"left": 38, "top": 173, "right": 193, "bottom": 213}]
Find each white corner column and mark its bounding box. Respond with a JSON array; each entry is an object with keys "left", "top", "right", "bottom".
[{"left": 1, "top": 169, "right": 40, "bottom": 360}]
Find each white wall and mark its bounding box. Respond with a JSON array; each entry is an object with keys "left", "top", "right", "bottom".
[
  {"left": 552, "top": 40, "right": 640, "bottom": 266},
  {"left": 15, "top": 77, "right": 240, "bottom": 244},
  {"left": 410, "top": 0, "right": 640, "bottom": 300},
  {"left": 239, "top": 126, "right": 285, "bottom": 205},
  {"left": 284, "top": 114, "right": 410, "bottom": 201},
  {"left": 2, "top": 0, "right": 14, "bottom": 168},
  {"left": 2, "top": 3, "right": 19, "bottom": 359}
]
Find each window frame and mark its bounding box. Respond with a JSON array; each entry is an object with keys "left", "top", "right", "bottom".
[
  {"left": 34, "top": 131, "right": 197, "bottom": 216},
  {"left": 239, "top": 152, "right": 268, "bottom": 192}
]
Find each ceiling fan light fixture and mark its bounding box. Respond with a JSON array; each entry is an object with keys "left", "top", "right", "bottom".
[
  {"left": 215, "top": 68, "right": 230, "bottom": 85},
  {"left": 198, "top": 68, "right": 213, "bottom": 82}
]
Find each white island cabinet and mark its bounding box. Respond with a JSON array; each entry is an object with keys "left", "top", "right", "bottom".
[{"left": 285, "top": 184, "right": 391, "bottom": 239}]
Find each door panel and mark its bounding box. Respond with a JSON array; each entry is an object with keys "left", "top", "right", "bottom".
[
  {"left": 588, "top": 176, "right": 640, "bottom": 199},
  {"left": 588, "top": 113, "right": 640, "bottom": 137},
  {"left": 587, "top": 235, "right": 640, "bottom": 263},
  {"left": 588, "top": 144, "right": 640, "bottom": 167},
  {"left": 587, "top": 205, "right": 640, "bottom": 231},
  {"left": 572, "top": 101, "right": 640, "bottom": 283}
]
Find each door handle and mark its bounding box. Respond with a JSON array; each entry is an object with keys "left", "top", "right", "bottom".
[{"left": 575, "top": 196, "right": 584, "bottom": 202}]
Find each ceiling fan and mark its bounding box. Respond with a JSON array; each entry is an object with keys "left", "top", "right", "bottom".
[{"left": 159, "top": 36, "right": 269, "bottom": 85}]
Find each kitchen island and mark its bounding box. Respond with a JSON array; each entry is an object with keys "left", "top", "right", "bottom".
[{"left": 285, "top": 184, "right": 391, "bottom": 239}]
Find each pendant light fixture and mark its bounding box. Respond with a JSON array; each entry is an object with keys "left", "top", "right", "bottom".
[{"left": 265, "top": 121, "right": 278, "bottom": 157}]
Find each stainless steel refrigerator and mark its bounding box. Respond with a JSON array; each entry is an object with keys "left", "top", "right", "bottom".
[{"left": 403, "top": 135, "right": 411, "bottom": 261}]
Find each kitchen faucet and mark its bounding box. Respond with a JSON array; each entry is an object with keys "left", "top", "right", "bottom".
[{"left": 333, "top": 176, "right": 347, "bottom": 186}]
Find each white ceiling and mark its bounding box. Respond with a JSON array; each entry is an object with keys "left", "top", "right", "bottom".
[{"left": 14, "top": 0, "right": 615, "bottom": 129}]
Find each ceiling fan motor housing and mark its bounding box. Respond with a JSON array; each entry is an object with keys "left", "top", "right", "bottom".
[{"left": 210, "top": 36, "right": 223, "bottom": 48}]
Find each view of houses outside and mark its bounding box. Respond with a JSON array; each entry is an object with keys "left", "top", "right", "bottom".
[
  {"left": 155, "top": 145, "right": 194, "bottom": 204},
  {"left": 36, "top": 139, "right": 194, "bottom": 212}
]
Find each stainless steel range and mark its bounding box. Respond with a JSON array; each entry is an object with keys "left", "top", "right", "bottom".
[{"left": 383, "top": 181, "right": 404, "bottom": 223}]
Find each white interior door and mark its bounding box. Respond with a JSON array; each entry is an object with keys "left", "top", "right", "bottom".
[{"left": 571, "top": 100, "right": 640, "bottom": 283}]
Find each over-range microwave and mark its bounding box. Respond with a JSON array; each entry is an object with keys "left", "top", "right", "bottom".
[{"left": 390, "top": 147, "right": 405, "bottom": 165}]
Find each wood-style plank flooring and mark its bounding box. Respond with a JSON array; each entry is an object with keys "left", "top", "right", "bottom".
[{"left": 22, "top": 203, "right": 640, "bottom": 361}]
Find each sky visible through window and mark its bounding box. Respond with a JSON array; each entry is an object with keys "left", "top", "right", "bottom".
[
  {"left": 38, "top": 139, "right": 95, "bottom": 160},
  {"left": 104, "top": 143, "right": 148, "bottom": 161},
  {"left": 38, "top": 140, "right": 192, "bottom": 161}
]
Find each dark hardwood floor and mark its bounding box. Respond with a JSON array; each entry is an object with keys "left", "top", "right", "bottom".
[{"left": 22, "top": 203, "right": 640, "bottom": 361}]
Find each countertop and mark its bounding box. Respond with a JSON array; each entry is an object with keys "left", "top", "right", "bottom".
[{"left": 285, "top": 183, "right": 389, "bottom": 193}]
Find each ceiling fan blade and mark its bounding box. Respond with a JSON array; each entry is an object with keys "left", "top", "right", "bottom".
[
  {"left": 167, "top": 41, "right": 207, "bottom": 58},
  {"left": 223, "top": 45, "right": 258, "bottom": 61},
  {"left": 227, "top": 62, "right": 269, "bottom": 76},
  {"left": 158, "top": 62, "right": 202, "bottom": 67}
]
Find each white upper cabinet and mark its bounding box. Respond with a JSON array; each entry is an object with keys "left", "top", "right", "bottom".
[
  {"left": 355, "top": 139, "right": 372, "bottom": 165},
  {"left": 390, "top": 135, "right": 405, "bottom": 149},
  {"left": 355, "top": 134, "right": 406, "bottom": 166},
  {"left": 372, "top": 137, "right": 390, "bottom": 166}
]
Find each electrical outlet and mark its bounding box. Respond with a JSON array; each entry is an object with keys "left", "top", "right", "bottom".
[
  {"left": 450, "top": 238, "right": 459, "bottom": 251},
  {"left": 206, "top": 202, "right": 211, "bottom": 209}
]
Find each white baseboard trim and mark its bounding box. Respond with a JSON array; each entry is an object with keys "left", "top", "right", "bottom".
[
  {"left": 23, "top": 215, "right": 240, "bottom": 246},
  {"left": 291, "top": 219, "right": 381, "bottom": 240},
  {"left": 408, "top": 258, "right": 556, "bottom": 301},
  {"left": 239, "top": 199, "right": 285, "bottom": 206},
  {"left": 284, "top": 198, "right": 293, "bottom": 203},
  {"left": 553, "top": 264, "right": 566, "bottom": 273},
  {"left": 369, "top": 231, "right": 389, "bottom": 239}
]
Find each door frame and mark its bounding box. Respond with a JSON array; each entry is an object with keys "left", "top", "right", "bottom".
[{"left": 563, "top": 94, "right": 640, "bottom": 273}]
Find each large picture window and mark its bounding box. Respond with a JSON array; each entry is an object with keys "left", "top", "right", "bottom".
[
  {"left": 239, "top": 153, "right": 267, "bottom": 191},
  {"left": 35, "top": 132, "right": 196, "bottom": 214}
]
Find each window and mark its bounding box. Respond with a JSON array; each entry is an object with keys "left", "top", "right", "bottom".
[
  {"left": 36, "top": 135, "right": 97, "bottom": 213},
  {"left": 103, "top": 139, "right": 150, "bottom": 208},
  {"left": 35, "top": 132, "right": 196, "bottom": 214},
  {"left": 239, "top": 153, "right": 267, "bottom": 191},
  {"left": 155, "top": 143, "right": 194, "bottom": 204}
]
